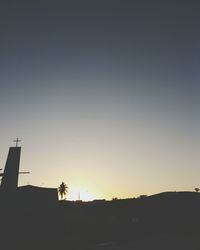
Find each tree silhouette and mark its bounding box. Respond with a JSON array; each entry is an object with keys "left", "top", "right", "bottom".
[
  {"left": 58, "top": 182, "right": 68, "bottom": 199},
  {"left": 194, "top": 188, "right": 200, "bottom": 193}
]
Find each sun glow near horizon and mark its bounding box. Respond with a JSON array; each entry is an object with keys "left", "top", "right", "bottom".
[{"left": 67, "top": 186, "right": 97, "bottom": 201}]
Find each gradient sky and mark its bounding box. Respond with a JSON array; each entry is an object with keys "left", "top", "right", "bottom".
[{"left": 0, "top": 1, "right": 199, "bottom": 200}]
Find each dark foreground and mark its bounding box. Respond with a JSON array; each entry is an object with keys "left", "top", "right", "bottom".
[{"left": 0, "top": 192, "right": 200, "bottom": 250}]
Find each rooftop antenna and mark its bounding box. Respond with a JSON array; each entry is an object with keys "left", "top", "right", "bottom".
[{"left": 78, "top": 191, "right": 81, "bottom": 201}]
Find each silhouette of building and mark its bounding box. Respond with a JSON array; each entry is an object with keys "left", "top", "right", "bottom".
[
  {"left": 0, "top": 139, "right": 58, "bottom": 203},
  {"left": 1, "top": 146, "right": 21, "bottom": 192},
  {"left": 18, "top": 185, "right": 58, "bottom": 204}
]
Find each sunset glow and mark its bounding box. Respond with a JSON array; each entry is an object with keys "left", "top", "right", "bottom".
[
  {"left": 0, "top": 0, "right": 199, "bottom": 200},
  {"left": 67, "top": 187, "right": 96, "bottom": 201}
]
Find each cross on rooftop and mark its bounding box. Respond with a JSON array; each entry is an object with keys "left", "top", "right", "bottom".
[{"left": 13, "top": 138, "right": 21, "bottom": 147}]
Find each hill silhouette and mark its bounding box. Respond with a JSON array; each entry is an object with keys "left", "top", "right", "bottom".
[{"left": 0, "top": 191, "right": 199, "bottom": 249}]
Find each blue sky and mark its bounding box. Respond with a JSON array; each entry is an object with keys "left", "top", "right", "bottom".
[{"left": 0, "top": 1, "right": 199, "bottom": 200}]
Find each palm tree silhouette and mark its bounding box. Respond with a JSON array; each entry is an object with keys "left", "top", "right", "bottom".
[{"left": 58, "top": 182, "right": 68, "bottom": 199}]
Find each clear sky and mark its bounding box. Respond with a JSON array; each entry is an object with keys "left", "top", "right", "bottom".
[{"left": 0, "top": 1, "right": 199, "bottom": 200}]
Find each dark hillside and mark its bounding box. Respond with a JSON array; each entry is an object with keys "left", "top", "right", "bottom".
[{"left": 0, "top": 191, "right": 200, "bottom": 249}]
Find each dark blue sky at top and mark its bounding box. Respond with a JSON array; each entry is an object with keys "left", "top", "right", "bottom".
[
  {"left": 0, "top": 1, "right": 199, "bottom": 118},
  {"left": 0, "top": 1, "right": 199, "bottom": 194},
  {"left": 0, "top": 1, "right": 199, "bottom": 81},
  {"left": 0, "top": 3, "right": 198, "bottom": 96}
]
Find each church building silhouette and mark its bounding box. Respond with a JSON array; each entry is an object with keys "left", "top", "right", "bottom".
[{"left": 0, "top": 139, "right": 58, "bottom": 203}]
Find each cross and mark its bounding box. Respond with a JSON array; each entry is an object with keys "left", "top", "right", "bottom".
[{"left": 13, "top": 138, "right": 21, "bottom": 147}]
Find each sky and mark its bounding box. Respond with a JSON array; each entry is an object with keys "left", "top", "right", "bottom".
[{"left": 0, "top": 1, "right": 199, "bottom": 200}]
